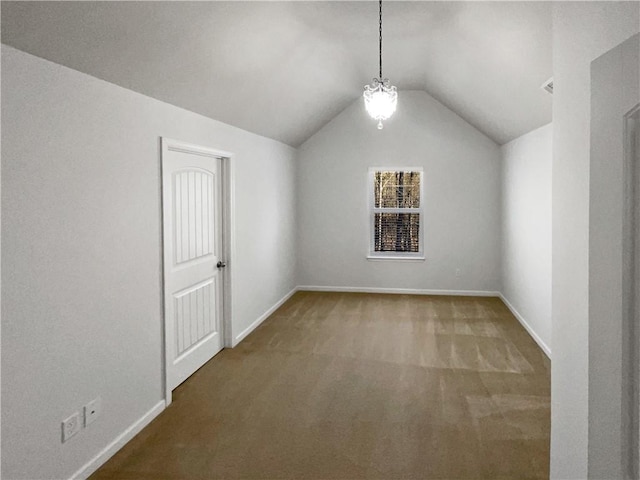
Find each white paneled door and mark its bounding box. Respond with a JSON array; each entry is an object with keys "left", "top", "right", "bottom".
[{"left": 162, "top": 139, "right": 226, "bottom": 400}]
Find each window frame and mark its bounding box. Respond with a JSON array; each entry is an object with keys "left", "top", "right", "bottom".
[{"left": 367, "top": 167, "right": 425, "bottom": 261}]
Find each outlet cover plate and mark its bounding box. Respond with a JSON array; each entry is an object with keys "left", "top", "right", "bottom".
[
  {"left": 84, "top": 397, "right": 102, "bottom": 426},
  {"left": 62, "top": 412, "right": 81, "bottom": 443}
]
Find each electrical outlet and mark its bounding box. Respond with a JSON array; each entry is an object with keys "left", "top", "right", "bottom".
[
  {"left": 62, "top": 412, "right": 81, "bottom": 443},
  {"left": 84, "top": 397, "right": 102, "bottom": 427},
  {"left": 455, "top": 268, "right": 461, "bottom": 278}
]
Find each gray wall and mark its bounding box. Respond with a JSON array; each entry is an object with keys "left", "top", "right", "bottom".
[
  {"left": 296, "top": 90, "right": 501, "bottom": 293},
  {"left": 501, "top": 123, "right": 552, "bottom": 356},
  {"left": 550, "top": 3, "right": 640, "bottom": 478},
  {"left": 1, "top": 46, "right": 297, "bottom": 480}
]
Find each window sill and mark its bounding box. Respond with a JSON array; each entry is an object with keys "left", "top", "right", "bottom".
[{"left": 366, "top": 255, "right": 426, "bottom": 262}]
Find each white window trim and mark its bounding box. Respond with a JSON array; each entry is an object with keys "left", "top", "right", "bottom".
[{"left": 367, "top": 167, "right": 425, "bottom": 260}]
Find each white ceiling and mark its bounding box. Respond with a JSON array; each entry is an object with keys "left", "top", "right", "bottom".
[{"left": 1, "top": 1, "right": 552, "bottom": 147}]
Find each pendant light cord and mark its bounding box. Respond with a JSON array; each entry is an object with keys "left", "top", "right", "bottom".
[{"left": 379, "top": 0, "right": 383, "bottom": 80}]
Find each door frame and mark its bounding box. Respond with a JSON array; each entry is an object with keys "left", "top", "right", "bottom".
[
  {"left": 624, "top": 103, "right": 640, "bottom": 480},
  {"left": 588, "top": 33, "right": 639, "bottom": 479},
  {"left": 160, "top": 137, "right": 235, "bottom": 405}
]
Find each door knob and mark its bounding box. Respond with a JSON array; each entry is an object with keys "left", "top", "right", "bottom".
[{"left": 217, "top": 261, "right": 227, "bottom": 269}]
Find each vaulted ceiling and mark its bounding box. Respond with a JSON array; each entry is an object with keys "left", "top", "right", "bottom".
[{"left": 1, "top": 1, "right": 552, "bottom": 147}]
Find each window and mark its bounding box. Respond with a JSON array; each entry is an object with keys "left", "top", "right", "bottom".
[{"left": 368, "top": 168, "right": 424, "bottom": 259}]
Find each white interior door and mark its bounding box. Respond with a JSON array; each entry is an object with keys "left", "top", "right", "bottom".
[{"left": 162, "top": 139, "right": 225, "bottom": 398}]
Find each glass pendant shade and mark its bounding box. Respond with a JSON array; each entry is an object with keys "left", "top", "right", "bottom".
[
  {"left": 363, "top": 0, "right": 396, "bottom": 129},
  {"left": 363, "top": 78, "right": 397, "bottom": 129}
]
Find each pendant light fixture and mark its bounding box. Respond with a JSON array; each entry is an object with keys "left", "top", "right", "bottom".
[{"left": 363, "top": 0, "right": 397, "bottom": 129}]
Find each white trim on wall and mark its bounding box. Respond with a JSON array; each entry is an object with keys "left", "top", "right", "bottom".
[
  {"left": 221, "top": 156, "right": 236, "bottom": 350},
  {"left": 232, "top": 287, "right": 299, "bottom": 346},
  {"left": 298, "top": 285, "right": 500, "bottom": 297},
  {"left": 500, "top": 293, "right": 551, "bottom": 358},
  {"left": 70, "top": 401, "right": 165, "bottom": 480}
]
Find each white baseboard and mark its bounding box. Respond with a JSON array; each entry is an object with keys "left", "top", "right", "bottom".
[
  {"left": 499, "top": 293, "right": 551, "bottom": 358},
  {"left": 297, "top": 285, "right": 500, "bottom": 297},
  {"left": 233, "top": 287, "right": 299, "bottom": 346},
  {"left": 70, "top": 400, "right": 165, "bottom": 480}
]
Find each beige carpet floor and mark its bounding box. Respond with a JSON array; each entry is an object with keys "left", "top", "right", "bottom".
[{"left": 91, "top": 292, "right": 550, "bottom": 479}]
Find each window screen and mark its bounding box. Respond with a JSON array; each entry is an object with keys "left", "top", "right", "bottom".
[{"left": 370, "top": 169, "right": 423, "bottom": 257}]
